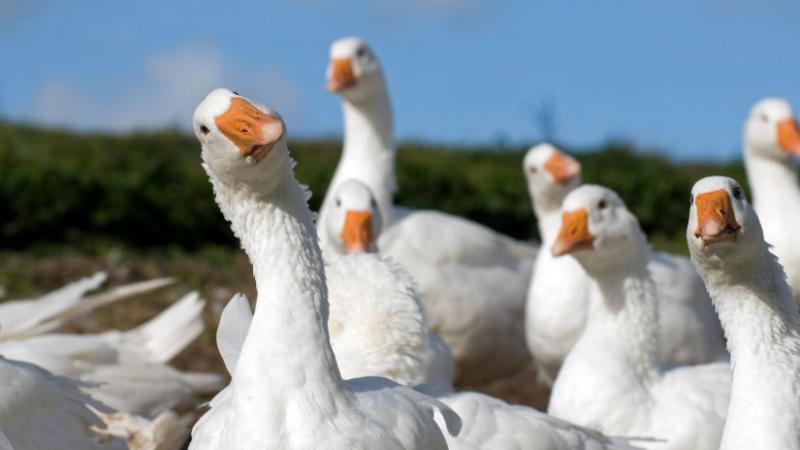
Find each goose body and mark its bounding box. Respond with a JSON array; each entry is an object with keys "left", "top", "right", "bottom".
[
  {"left": 0, "top": 356, "right": 126, "bottom": 450},
  {"left": 0, "top": 292, "right": 222, "bottom": 417},
  {"left": 189, "top": 89, "right": 459, "bottom": 450},
  {"left": 432, "top": 391, "right": 644, "bottom": 450},
  {"left": 742, "top": 97, "right": 800, "bottom": 301},
  {"left": 215, "top": 258, "right": 642, "bottom": 450},
  {"left": 547, "top": 185, "right": 729, "bottom": 450},
  {"left": 688, "top": 176, "right": 800, "bottom": 450},
  {"left": 523, "top": 144, "right": 726, "bottom": 382},
  {"left": 320, "top": 37, "right": 535, "bottom": 382}
]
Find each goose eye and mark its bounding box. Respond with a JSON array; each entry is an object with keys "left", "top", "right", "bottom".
[
  {"left": 689, "top": 194, "right": 694, "bottom": 206},
  {"left": 371, "top": 198, "right": 377, "bottom": 208},
  {"left": 732, "top": 186, "right": 743, "bottom": 200},
  {"left": 336, "top": 198, "right": 341, "bottom": 207},
  {"left": 759, "top": 113, "right": 769, "bottom": 122},
  {"left": 529, "top": 166, "right": 538, "bottom": 174},
  {"left": 232, "top": 91, "right": 239, "bottom": 96},
  {"left": 200, "top": 125, "right": 210, "bottom": 135},
  {"left": 356, "top": 47, "right": 367, "bottom": 58},
  {"left": 598, "top": 199, "right": 607, "bottom": 210}
]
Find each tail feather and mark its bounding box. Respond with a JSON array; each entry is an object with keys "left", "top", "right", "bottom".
[
  {"left": 0, "top": 272, "right": 108, "bottom": 340},
  {"left": 12, "top": 277, "right": 175, "bottom": 340},
  {"left": 125, "top": 292, "right": 205, "bottom": 364}
]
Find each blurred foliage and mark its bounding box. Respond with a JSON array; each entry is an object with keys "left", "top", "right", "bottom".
[{"left": 0, "top": 121, "right": 751, "bottom": 254}]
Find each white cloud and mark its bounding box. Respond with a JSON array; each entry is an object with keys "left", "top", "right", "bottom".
[{"left": 26, "top": 42, "right": 305, "bottom": 131}]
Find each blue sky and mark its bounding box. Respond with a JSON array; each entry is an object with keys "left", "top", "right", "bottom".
[{"left": 1, "top": 0, "right": 798, "bottom": 160}]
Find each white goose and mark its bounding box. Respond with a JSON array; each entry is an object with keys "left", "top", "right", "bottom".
[
  {"left": 524, "top": 144, "right": 726, "bottom": 383},
  {"left": 687, "top": 176, "right": 800, "bottom": 450},
  {"left": 189, "top": 89, "right": 460, "bottom": 450},
  {"left": 0, "top": 291, "right": 222, "bottom": 417},
  {"left": 321, "top": 179, "right": 453, "bottom": 389},
  {"left": 742, "top": 97, "right": 800, "bottom": 301},
  {"left": 547, "top": 185, "right": 730, "bottom": 450},
  {"left": 320, "top": 36, "right": 536, "bottom": 383}
]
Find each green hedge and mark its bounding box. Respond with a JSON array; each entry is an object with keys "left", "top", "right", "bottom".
[{"left": 0, "top": 122, "right": 750, "bottom": 253}]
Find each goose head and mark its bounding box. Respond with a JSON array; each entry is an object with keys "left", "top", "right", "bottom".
[
  {"left": 193, "top": 88, "right": 288, "bottom": 191},
  {"left": 325, "top": 179, "right": 383, "bottom": 254},
  {"left": 744, "top": 97, "right": 800, "bottom": 161},
  {"left": 523, "top": 143, "right": 582, "bottom": 212},
  {"left": 326, "top": 37, "right": 385, "bottom": 102},
  {"left": 686, "top": 176, "right": 763, "bottom": 270},
  {"left": 552, "top": 185, "right": 646, "bottom": 274}
]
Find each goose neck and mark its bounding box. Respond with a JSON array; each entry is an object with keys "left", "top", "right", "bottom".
[
  {"left": 534, "top": 199, "right": 567, "bottom": 243},
  {"left": 584, "top": 248, "right": 660, "bottom": 383},
  {"left": 341, "top": 85, "right": 393, "bottom": 158},
  {"left": 744, "top": 150, "right": 800, "bottom": 209},
  {"left": 208, "top": 166, "right": 353, "bottom": 432},
  {"left": 702, "top": 248, "right": 800, "bottom": 365},
  {"left": 699, "top": 247, "right": 800, "bottom": 447}
]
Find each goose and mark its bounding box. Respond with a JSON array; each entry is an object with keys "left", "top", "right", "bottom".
[
  {"left": 524, "top": 144, "right": 726, "bottom": 383},
  {"left": 0, "top": 272, "right": 174, "bottom": 341},
  {"left": 0, "top": 291, "right": 223, "bottom": 417},
  {"left": 687, "top": 176, "right": 800, "bottom": 450},
  {"left": 547, "top": 185, "right": 730, "bottom": 450},
  {"left": 188, "top": 88, "right": 460, "bottom": 450},
  {"left": 320, "top": 36, "right": 537, "bottom": 383},
  {"left": 742, "top": 97, "right": 800, "bottom": 301},
  {"left": 320, "top": 179, "right": 453, "bottom": 389}
]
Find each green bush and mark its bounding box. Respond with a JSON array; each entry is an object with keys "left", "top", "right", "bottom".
[{"left": 0, "top": 122, "right": 755, "bottom": 254}]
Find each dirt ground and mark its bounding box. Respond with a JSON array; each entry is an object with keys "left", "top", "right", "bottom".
[{"left": 0, "top": 250, "right": 552, "bottom": 418}]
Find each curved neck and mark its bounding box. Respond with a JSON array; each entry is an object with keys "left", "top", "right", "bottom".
[
  {"left": 744, "top": 149, "right": 800, "bottom": 210},
  {"left": 698, "top": 247, "right": 800, "bottom": 445},
  {"left": 322, "top": 83, "right": 395, "bottom": 229},
  {"left": 207, "top": 164, "right": 353, "bottom": 435},
  {"left": 701, "top": 247, "right": 800, "bottom": 370},
  {"left": 582, "top": 243, "right": 660, "bottom": 384}
]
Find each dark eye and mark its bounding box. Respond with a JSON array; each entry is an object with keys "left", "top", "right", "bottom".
[
  {"left": 232, "top": 91, "right": 239, "bottom": 96},
  {"left": 200, "top": 125, "right": 210, "bottom": 135},
  {"left": 732, "top": 186, "right": 743, "bottom": 200},
  {"left": 598, "top": 199, "right": 607, "bottom": 210},
  {"left": 356, "top": 47, "right": 367, "bottom": 58},
  {"left": 689, "top": 194, "right": 694, "bottom": 206},
  {"left": 759, "top": 113, "right": 769, "bottom": 122},
  {"left": 336, "top": 198, "right": 341, "bottom": 207},
  {"left": 370, "top": 198, "right": 377, "bottom": 208},
  {"left": 529, "top": 166, "right": 538, "bottom": 174}
]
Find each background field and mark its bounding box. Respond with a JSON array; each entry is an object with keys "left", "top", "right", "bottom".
[{"left": 0, "top": 120, "right": 768, "bottom": 408}]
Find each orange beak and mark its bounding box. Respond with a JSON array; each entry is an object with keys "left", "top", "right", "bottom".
[
  {"left": 341, "top": 210, "right": 373, "bottom": 253},
  {"left": 215, "top": 97, "right": 284, "bottom": 161},
  {"left": 327, "top": 58, "right": 357, "bottom": 92},
  {"left": 693, "top": 190, "right": 741, "bottom": 246},
  {"left": 544, "top": 150, "right": 581, "bottom": 184},
  {"left": 777, "top": 117, "right": 800, "bottom": 155},
  {"left": 552, "top": 208, "right": 595, "bottom": 256}
]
